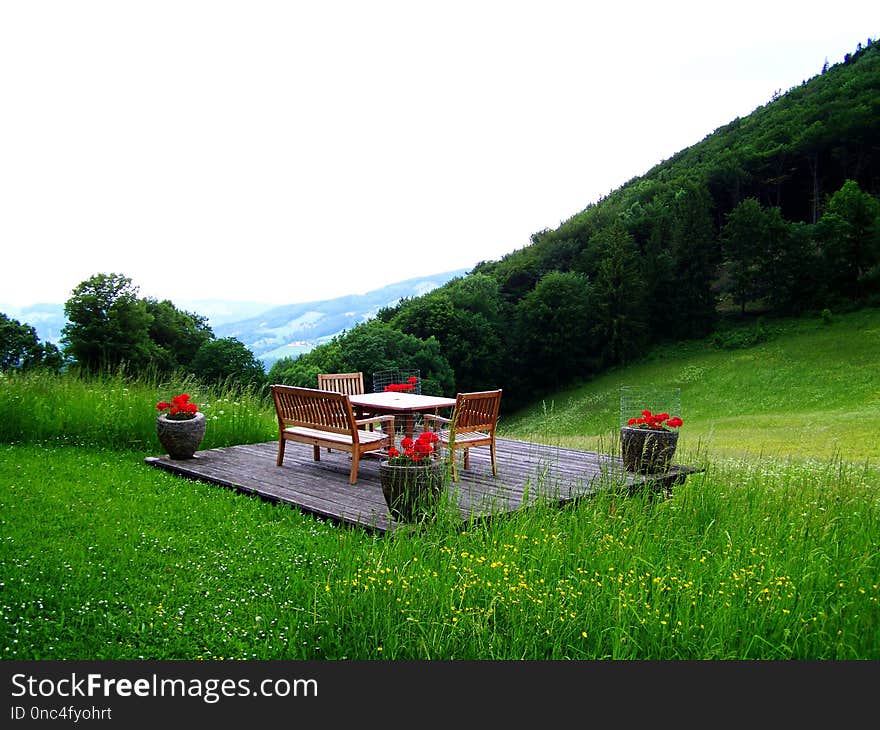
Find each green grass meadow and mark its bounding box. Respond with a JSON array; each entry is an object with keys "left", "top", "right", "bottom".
[
  {"left": 1, "top": 309, "right": 878, "bottom": 660},
  {"left": 502, "top": 308, "right": 880, "bottom": 464}
]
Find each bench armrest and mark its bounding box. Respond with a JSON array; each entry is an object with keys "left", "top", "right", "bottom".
[{"left": 356, "top": 414, "right": 396, "bottom": 431}]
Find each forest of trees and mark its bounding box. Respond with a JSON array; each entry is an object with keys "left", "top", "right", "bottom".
[
  {"left": 267, "top": 41, "right": 880, "bottom": 411},
  {"left": 3, "top": 41, "right": 879, "bottom": 414}
]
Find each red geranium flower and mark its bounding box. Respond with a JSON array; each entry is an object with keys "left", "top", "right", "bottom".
[
  {"left": 626, "top": 409, "right": 683, "bottom": 431},
  {"left": 156, "top": 392, "right": 200, "bottom": 421},
  {"left": 385, "top": 430, "right": 440, "bottom": 466}
]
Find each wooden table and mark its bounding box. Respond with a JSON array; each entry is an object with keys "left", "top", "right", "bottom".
[{"left": 349, "top": 392, "right": 457, "bottom": 441}]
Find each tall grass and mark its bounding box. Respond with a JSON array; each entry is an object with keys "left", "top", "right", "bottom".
[
  {"left": 0, "top": 368, "right": 276, "bottom": 451},
  {"left": 501, "top": 307, "right": 880, "bottom": 464}
]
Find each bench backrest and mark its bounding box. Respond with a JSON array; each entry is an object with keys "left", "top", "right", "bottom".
[{"left": 271, "top": 385, "right": 357, "bottom": 436}]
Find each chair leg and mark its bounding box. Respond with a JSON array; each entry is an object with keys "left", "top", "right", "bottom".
[
  {"left": 276, "top": 439, "right": 286, "bottom": 466},
  {"left": 349, "top": 451, "right": 360, "bottom": 485},
  {"left": 490, "top": 440, "right": 498, "bottom": 476},
  {"left": 313, "top": 445, "right": 320, "bottom": 462},
  {"left": 463, "top": 448, "right": 470, "bottom": 470}
]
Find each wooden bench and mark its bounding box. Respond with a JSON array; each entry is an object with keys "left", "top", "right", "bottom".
[{"left": 270, "top": 385, "right": 395, "bottom": 485}]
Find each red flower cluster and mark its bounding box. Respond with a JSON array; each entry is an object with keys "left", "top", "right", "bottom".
[
  {"left": 156, "top": 393, "right": 199, "bottom": 420},
  {"left": 627, "top": 409, "right": 684, "bottom": 430},
  {"left": 386, "top": 431, "right": 440, "bottom": 465},
  {"left": 384, "top": 376, "right": 419, "bottom": 393}
]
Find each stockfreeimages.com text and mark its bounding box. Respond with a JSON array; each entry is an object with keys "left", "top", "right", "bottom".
[{"left": 11, "top": 672, "right": 317, "bottom": 705}]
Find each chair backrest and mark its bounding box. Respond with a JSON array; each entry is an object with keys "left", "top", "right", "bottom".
[
  {"left": 317, "top": 372, "right": 364, "bottom": 397},
  {"left": 271, "top": 384, "right": 356, "bottom": 435},
  {"left": 451, "top": 390, "right": 502, "bottom": 433}
]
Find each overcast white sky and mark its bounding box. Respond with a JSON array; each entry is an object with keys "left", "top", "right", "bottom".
[{"left": 1, "top": 1, "right": 877, "bottom": 308}]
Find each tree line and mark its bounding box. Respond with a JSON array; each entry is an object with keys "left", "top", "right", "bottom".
[{"left": 1, "top": 273, "right": 265, "bottom": 387}]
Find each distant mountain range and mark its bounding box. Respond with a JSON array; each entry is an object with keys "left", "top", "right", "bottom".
[
  {"left": 1, "top": 268, "right": 468, "bottom": 369},
  {"left": 212, "top": 269, "right": 467, "bottom": 366}
]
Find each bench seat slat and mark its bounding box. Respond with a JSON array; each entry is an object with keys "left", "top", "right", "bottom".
[{"left": 284, "top": 426, "right": 390, "bottom": 446}]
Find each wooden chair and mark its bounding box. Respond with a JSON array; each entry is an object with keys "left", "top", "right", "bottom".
[
  {"left": 317, "top": 372, "right": 364, "bottom": 396},
  {"left": 317, "top": 372, "right": 367, "bottom": 450},
  {"left": 270, "top": 385, "right": 394, "bottom": 485},
  {"left": 423, "top": 389, "right": 502, "bottom": 481}
]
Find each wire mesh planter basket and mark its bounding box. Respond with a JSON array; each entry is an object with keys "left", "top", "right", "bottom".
[
  {"left": 619, "top": 386, "right": 682, "bottom": 474},
  {"left": 619, "top": 386, "right": 681, "bottom": 428},
  {"left": 372, "top": 369, "right": 421, "bottom": 395}
]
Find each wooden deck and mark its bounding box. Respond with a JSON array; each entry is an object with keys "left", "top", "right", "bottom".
[{"left": 144, "top": 437, "right": 703, "bottom": 533}]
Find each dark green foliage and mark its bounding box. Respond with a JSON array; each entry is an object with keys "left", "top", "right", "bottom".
[
  {"left": 513, "top": 271, "right": 597, "bottom": 396},
  {"left": 589, "top": 221, "right": 648, "bottom": 366},
  {"left": 644, "top": 41, "right": 880, "bottom": 225},
  {"left": 816, "top": 179, "right": 880, "bottom": 298},
  {"left": 718, "top": 198, "right": 819, "bottom": 314},
  {"left": 0, "top": 313, "right": 63, "bottom": 372},
  {"left": 190, "top": 337, "right": 266, "bottom": 387},
  {"left": 61, "top": 273, "right": 158, "bottom": 373},
  {"left": 720, "top": 198, "right": 768, "bottom": 313},
  {"left": 268, "top": 320, "right": 454, "bottom": 397},
  {"left": 144, "top": 298, "right": 213, "bottom": 372},
  {"left": 389, "top": 274, "right": 507, "bottom": 393},
  {"left": 666, "top": 183, "right": 720, "bottom": 339}
]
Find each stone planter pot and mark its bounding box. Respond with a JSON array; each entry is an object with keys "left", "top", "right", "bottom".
[
  {"left": 157, "top": 412, "right": 207, "bottom": 460},
  {"left": 620, "top": 426, "right": 678, "bottom": 474},
  {"left": 379, "top": 460, "right": 444, "bottom": 522}
]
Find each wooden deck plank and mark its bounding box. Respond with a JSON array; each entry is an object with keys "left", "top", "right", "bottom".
[{"left": 144, "top": 436, "right": 703, "bottom": 533}]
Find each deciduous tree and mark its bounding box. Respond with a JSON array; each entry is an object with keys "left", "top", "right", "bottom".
[
  {"left": 817, "top": 179, "right": 880, "bottom": 298},
  {"left": 0, "top": 313, "right": 63, "bottom": 371},
  {"left": 190, "top": 337, "right": 266, "bottom": 387},
  {"left": 61, "top": 273, "right": 157, "bottom": 372},
  {"left": 514, "top": 270, "right": 597, "bottom": 394},
  {"left": 145, "top": 298, "right": 213, "bottom": 372}
]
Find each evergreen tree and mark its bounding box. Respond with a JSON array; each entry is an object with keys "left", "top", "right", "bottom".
[
  {"left": 590, "top": 221, "right": 648, "bottom": 365},
  {"left": 667, "top": 184, "right": 720, "bottom": 338},
  {"left": 720, "top": 198, "right": 767, "bottom": 313}
]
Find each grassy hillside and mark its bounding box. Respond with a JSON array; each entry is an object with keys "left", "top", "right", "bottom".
[{"left": 500, "top": 307, "right": 880, "bottom": 464}]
